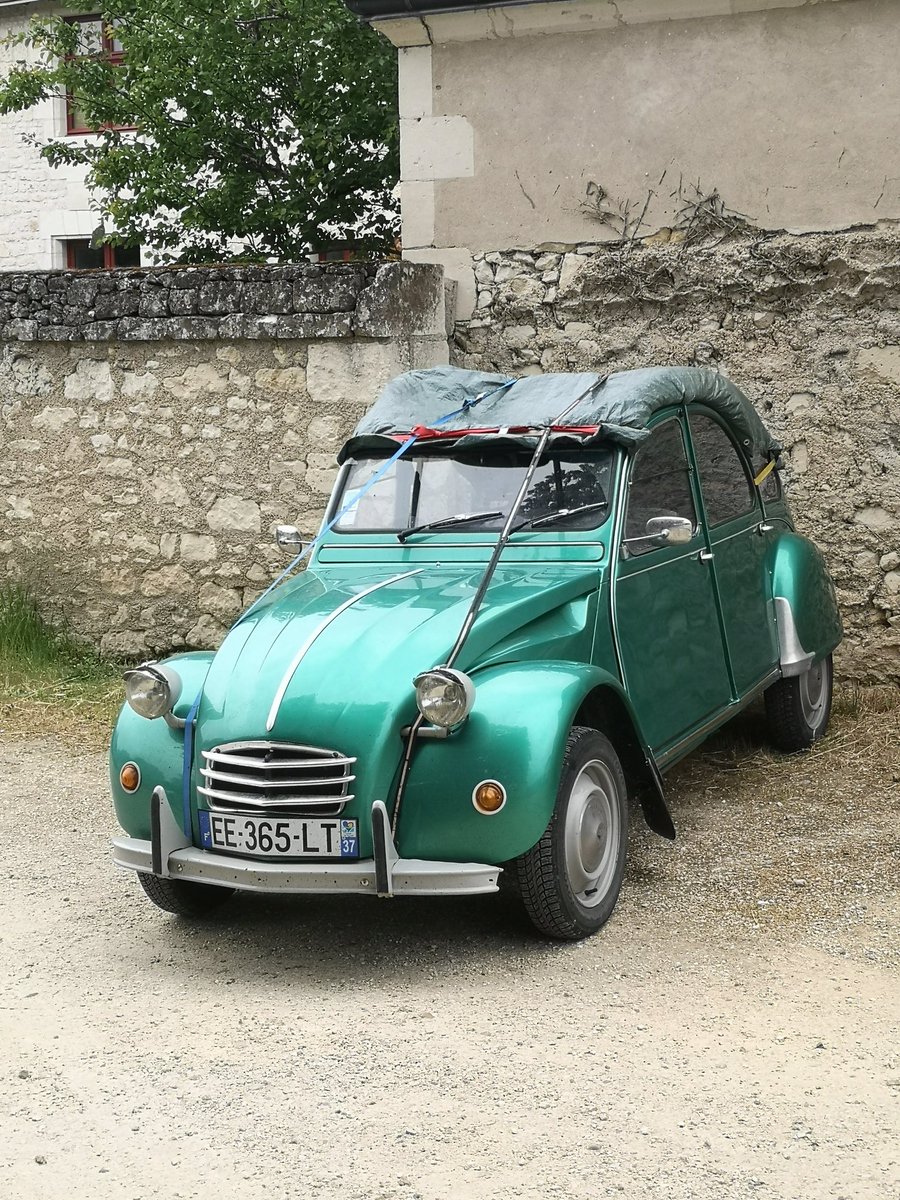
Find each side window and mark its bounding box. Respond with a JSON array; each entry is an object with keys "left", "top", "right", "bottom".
[
  {"left": 689, "top": 412, "right": 757, "bottom": 527},
  {"left": 624, "top": 420, "right": 697, "bottom": 556},
  {"left": 755, "top": 459, "right": 782, "bottom": 504}
]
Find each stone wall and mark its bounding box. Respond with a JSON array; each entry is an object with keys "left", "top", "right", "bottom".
[
  {"left": 452, "top": 225, "right": 900, "bottom": 683},
  {"left": 4, "top": 242, "right": 899, "bottom": 683},
  {"left": 0, "top": 261, "right": 451, "bottom": 656},
  {"left": 0, "top": 259, "right": 451, "bottom": 345}
]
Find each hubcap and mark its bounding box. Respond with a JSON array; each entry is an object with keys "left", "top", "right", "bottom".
[
  {"left": 799, "top": 658, "right": 829, "bottom": 728},
  {"left": 563, "top": 759, "right": 621, "bottom": 909}
]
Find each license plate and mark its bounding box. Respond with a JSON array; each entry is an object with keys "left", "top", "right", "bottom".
[{"left": 198, "top": 811, "right": 358, "bottom": 859}]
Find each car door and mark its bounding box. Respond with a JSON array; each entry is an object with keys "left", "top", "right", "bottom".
[
  {"left": 686, "top": 407, "right": 780, "bottom": 696},
  {"left": 613, "top": 416, "right": 732, "bottom": 753}
]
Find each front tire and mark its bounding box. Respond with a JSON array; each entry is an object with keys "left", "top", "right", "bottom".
[
  {"left": 764, "top": 653, "right": 833, "bottom": 752},
  {"left": 516, "top": 727, "right": 628, "bottom": 941},
  {"left": 137, "top": 872, "right": 234, "bottom": 917}
]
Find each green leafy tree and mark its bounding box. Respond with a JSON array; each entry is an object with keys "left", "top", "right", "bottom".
[{"left": 0, "top": 0, "right": 399, "bottom": 261}]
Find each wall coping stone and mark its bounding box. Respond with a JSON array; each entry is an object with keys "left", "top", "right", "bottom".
[{"left": 0, "top": 260, "right": 451, "bottom": 343}]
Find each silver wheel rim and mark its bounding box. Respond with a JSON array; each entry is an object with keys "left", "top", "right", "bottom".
[
  {"left": 563, "top": 758, "right": 621, "bottom": 909},
  {"left": 799, "top": 658, "right": 828, "bottom": 729}
]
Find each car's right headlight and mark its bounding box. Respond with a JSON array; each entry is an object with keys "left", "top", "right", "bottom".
[
  {"left": 123, "top": 663, "right": 183, "bottom": 721},
  {"left": 413, "top": 667, "right": 475, "bottom": 729}
]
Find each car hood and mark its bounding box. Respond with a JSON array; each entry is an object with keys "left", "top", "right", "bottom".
[{"left": 194, "top": 562, "right": 599, "bottom": 757}]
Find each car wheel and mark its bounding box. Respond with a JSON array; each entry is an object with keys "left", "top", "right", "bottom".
[
  {"left": 764, "top": 653, "right": 833, "bottom": 753},
  {"left": 516, "top": 727, "right": 628, "bottom": 941},
  {"left": 136, "top": 872, "right": 234, "bottom": 917}
]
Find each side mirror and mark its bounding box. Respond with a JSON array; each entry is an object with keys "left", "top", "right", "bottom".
[
  {"left": 275, "top": 525, "right": 303, "bottom": 550},
  {"left": 623, "top": 514, "right": 695, "bottom": 554},
  {"left": 646, "top": 515, "right": 693, "bottom": 546}
]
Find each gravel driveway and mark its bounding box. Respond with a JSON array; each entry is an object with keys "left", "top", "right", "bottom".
[{"left": 1, "top": 720, "right": 897, "bottom": 1200}]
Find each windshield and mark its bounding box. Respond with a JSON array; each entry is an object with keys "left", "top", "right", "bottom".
[{"left": 333, "top": 448, "right": 615, "bottom": 535}]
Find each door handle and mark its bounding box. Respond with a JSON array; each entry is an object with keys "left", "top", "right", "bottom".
[
  {"left": 699, "top": 550, "right": 714, "bottom": 563},
  {"left": 757, "top": 522, "right": 773, "bottom": 535}
]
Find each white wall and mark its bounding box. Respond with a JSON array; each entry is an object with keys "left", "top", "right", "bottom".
[
  {"left": 381, "top": 0, "right": 898, "bottom": 317},
  {"left": 0, "top": 2, "right": 94, "bottom": 270}
]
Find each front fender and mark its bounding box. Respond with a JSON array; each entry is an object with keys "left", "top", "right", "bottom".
[
  {"left": 770, "top": 533, "right": 842, "bottom": 672},
  {"left": 109, "top": 652, "right": 214, "bottom": 838},
  {"left": 397, "top": 661, "right": 630, "bottom": 863}
]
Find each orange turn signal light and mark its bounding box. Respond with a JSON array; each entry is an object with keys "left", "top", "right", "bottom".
[
  {"left": 120, "top": 762, "right": 141, "bottom": 793},
  {"left": 472, "top": 780, "right": 506, "bottom": 815}
]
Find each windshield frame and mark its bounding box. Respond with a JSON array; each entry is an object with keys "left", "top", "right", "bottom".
[{"left": 324, "top": 445, "right": 617, "bottom": 541}]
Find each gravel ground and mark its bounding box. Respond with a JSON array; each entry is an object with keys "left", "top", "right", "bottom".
[{"left": 0, "top": 705, "right": 898, "bottom": 1200}]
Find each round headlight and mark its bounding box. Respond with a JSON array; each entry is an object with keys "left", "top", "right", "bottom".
[
  {"left": 123, "top": 663, "right": 183, "bottom": 721},
  {"left": 413, "top": 667, "right": 475, "bottom": 728}
]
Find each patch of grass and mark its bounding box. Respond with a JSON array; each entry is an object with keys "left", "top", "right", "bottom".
[
  {"left": 832, "top": 681, "right": 900, "bottom": 719},
  {"left": 0, "top": 585, "right": 122, "bottom": 745}
]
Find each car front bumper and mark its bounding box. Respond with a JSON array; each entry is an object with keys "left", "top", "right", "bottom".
[{"left": 111, "top": 787, "right": 501, "bottom": 898}]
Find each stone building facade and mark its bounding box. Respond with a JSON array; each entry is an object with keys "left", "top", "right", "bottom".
[{"left": 355, "top": 0, "right": 900, "bottom": 316}]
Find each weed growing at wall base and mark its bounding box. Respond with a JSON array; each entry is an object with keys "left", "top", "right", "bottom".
[{"left": 0, "top": 585, "right": 122, "bottom": 743}]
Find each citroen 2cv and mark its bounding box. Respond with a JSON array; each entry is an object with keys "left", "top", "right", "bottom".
[{"left": 110, "top": 367, "right": 841, "bottom": 940}]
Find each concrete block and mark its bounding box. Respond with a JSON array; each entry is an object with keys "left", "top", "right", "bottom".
[
  {"left": 355, "top": 260, "right": 447, "bottom": 338},
  {"left": 400, "top": 116, "right": 475, "bottom": 182},
  {"left": 404, "top": 246, "right": 476, "bottom": 320},
  {"left": 398, "top": 46, "right": 433, "bottom": 119},
  {"left": 401, "top": 181, "right": 436, "bottom": 250}
]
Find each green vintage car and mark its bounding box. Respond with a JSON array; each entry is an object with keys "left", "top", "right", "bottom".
[{"left": 110, "top": 366, "right": 841, "bottom": 940}]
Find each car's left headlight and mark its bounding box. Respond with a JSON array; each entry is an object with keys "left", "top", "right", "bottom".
[
  {"left": 123, "top": 663, "right": 183, "bottom": 721},
  {"left": 413, "top": 667, "right": 475, "bottom": 728}
]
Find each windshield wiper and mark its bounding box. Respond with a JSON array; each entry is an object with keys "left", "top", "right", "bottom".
[
  {"left": 397, "top": 510, "right": 504, "bottom": 543},
  {"left": 515, "top": 500, "right": 608, "bottom": 531}
]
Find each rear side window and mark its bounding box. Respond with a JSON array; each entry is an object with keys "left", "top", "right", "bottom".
[
  {"left": 689, "top": 412, "right": 757, "bottom": 527},
  {"left": 625, "top": 420, "right": 697, "bottom": 556},
  {"left": 756, "top": 460, "right": 783, "bottom": 503}
]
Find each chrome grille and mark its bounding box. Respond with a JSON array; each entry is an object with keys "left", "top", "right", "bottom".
[{"left": 198, "top": 740, "right": 356, "bottom": 816}]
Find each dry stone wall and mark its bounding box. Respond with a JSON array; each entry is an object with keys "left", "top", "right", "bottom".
[
  {"left": 453, "top": 225, "right": 900, "bottom": 682},
  {"left": 0, "top": 261, "right": 450, "bottom": 657}
]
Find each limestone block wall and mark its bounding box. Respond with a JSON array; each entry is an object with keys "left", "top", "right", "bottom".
[
  {"left": 452, "top": 225, "right": 900, "bottom": 683},
  {"left": 0, "top": 261, "right": 450, "bottom": 656}
]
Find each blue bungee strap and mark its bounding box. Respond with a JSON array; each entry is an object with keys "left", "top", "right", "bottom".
[
  {"left": 242, "top": 433, "right": 417, "bottom": 616},
  {"left": 181, "top": 690, "right": 203, "bottom": 837}
]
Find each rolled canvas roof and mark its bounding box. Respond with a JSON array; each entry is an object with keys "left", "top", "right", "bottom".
[{"left": 339, "top": 366, "right": 781, "bottom": 462}]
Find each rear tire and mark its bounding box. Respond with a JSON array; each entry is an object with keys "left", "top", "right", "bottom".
[
  {"left": 516, "top": 727, "right": 628, "bottom": 941},
  {"left": 137, "top": 872, "right": 234, "bottom": 917},
  {"left": 764, "top": 654, "right": 833, "bottom": 752}
]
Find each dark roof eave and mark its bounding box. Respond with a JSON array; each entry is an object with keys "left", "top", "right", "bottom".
[{"left": 344, "top": 0, "right": 556, "bottom": 20}]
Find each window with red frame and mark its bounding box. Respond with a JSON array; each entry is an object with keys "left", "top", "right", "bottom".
[
  {"left": 65, "top": 239, "right": 140, "bottom": 270},
  {"left": 316, "top": 248, "right": 357, "bottom": 262},
  {"left": 65, "top": 15, "right": 126, "bottom": 136}
]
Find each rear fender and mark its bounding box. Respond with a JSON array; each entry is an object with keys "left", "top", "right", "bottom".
[{"left": 769, "top": 533, "right": 842, "bottom": 675}]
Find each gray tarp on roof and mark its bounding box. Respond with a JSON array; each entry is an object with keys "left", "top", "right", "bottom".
[{"left": 338, "top": 366, "right": 781, "bottom": 462}]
